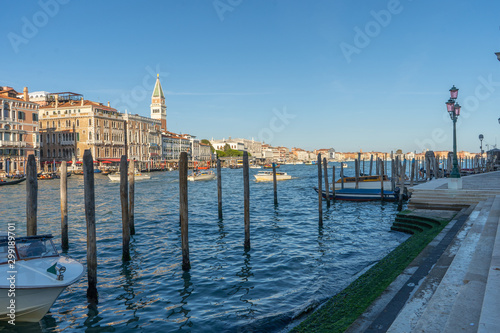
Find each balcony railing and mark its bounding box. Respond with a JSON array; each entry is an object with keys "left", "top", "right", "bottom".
[{"left": 0, "top": 140, "right": 27, "bottom": 147}]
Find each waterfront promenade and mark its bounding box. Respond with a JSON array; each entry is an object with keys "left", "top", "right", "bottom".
[{"left": 346, "top": 171, "right": 500, "bottom": 332}]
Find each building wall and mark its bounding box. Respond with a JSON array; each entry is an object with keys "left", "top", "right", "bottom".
[{"left": 0, "top": 87, "right": 40, "bottom": 175}]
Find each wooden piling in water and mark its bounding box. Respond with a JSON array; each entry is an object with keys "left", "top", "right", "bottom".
[
  {"left": 340, "top": 161, "right": 345, "bottom": 189},
  {"left": 369, "top": 154, "right": 373, "bottom": 176},
  {"left": 332, "top": 166, "right": 336, "bottom": 200},
  {"left": 391, "top": 158, "right": 395, "bottom": 191},
  {"left": 376, "top": 157, "right": 380, "bottom": 175},
  {"left": 128, "top": 159, "right": 135, "bottom": 236},
  {"left": 217, "top": 158, "right": 222, "bottom": 219},
  {"left": 120, "top": 155, "right": 130, "bottom": 261},
  {"left": 60, "top": 161, "right": 68, "bottom": 250},
  {"left": 355, "top": 159, "right": 360, "bottom": 189},
  {"left": 26, "top": 155, "right": 37, "bottom": 236},
  {"left": 323, "top": 158, "right": 330, "bottom": 207},
  {"left": 243, "top": 151, "right": 250, "bottom": 250},
  {"left": 380, "top": 159, "right": 384, "bottom": 202},
  {"left": 273, "top": 162, "right": 278, "bottom": 205},
  {"left": 83, "top": 150, "right": 98, "bottom": 302},
  {"left": 317, "top": 153, "right": 323, "bottom": 224},
  {"left": 397, "top": 159, "right": 406, "bottom": 211},
  {"left": 179, "top": 152, "right": 191, "bottom": 270},
  {"left": 410, "top": 158, "right": 415, "bottom": 187}
]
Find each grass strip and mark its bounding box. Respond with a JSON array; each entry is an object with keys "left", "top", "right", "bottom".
[{"left": 291, "top": 214, "right": 454, "bottom": 333}]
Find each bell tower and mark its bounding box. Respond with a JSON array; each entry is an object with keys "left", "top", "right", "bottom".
[{"left": 150, "top": 74, "right": 167, "bottom": 131}]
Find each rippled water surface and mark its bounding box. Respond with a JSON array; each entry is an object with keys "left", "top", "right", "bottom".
[{"left": 0, "top": 163, "right": 408, "bottom": 332}]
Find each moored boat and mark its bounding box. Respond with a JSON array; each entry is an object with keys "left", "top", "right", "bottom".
[
  {"left": 263, "top": 164, "right": 280, "bottom": 169},
  {"left": 187, "top": 170, "right": 216, "bottom": 181},
  {"left": 334, "top": 175, "right": 392, "bottom": 190},
  {"left": 254, "top": 171, "right": 292, "bottom": 182},
  {"left": 315, "top": 187, "right": 400, "bottom": 202},
  {"left": 0, "top": 234, "right": 84, "bottom": 322},
  {"left": 108, "top": 171, "right": 151, "bottom": 182},
  {"left": 0, "top": 177, "right": 26, "bottom": 186}
]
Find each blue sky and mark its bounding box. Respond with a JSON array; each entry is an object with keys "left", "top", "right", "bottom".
[{"left": 2, "top": 0, "right": 500, "bottom": 153}]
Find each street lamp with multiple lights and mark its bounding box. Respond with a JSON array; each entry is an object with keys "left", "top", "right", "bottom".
[
  {"left": 479, "top": 134, "right": 484, "bottom": 154},
  {"left": 446, "top": 85, "right": 461, "bottom": 179}
]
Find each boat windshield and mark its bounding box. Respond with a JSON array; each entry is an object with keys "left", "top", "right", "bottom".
[
  {"left": 16, "top": 237, "right": 58, "bottom": 259},
  {"left": 0, "top": 243, "right": 9, "bottom": 264}
]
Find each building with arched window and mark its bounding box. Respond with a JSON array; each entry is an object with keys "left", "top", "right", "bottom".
[{"left": 0, "top": 86, "right": 39, "bottom": 176}]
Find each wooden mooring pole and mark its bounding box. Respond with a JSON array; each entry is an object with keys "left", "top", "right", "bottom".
[
  {"left": 83, "top": 150, "right": 98, "bottom": 302},
  {"left": 217, "top": 158, "right": 222, "bottom": 219},
  {"left": 60, "top": 161, "right": 68, "bottom": 250},
  {"left": 369, "top": 154, "right": 373, "bottom": 176},
  {"left": 120, "top": 155, "right": 130, "bottom": 261},
  {"left": 355, "top": 159, "right": 360, "bottom": 189},
  {"left": 332, "top": 165, "right": 336, "bottom": 200},
  {"left": 397, "top": 159, "right": 406, "bottom": 211},
  {"left": 323, "top": 157, "right": 330, "bottom": 207},
  {"left": 243, "top": 151, "right": 250, "bottom": 250},
  {"left": 272, "top": 162, "right": 278, "bottom": 205},
  {"left": 380, "top": 159, "right": 385, "bottom": 202},
  {"left": 129, "top": 160, "right": 135, "bottom": 235},
  {"left": 179, "top": 152, "right": 190, "bottom": 270},
  {"left": 340, "top": 161, "right": 345, "bottom": 189},
  {"left": 26, "top": 154, "right": 37, "bottom": 236},
  {"left": 317, "top": 153, "right": 323, "bottom": 224}
]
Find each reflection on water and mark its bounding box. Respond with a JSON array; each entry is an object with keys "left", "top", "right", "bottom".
[{"left": 0, "top": 163, "right": 408, "bottom": 332}]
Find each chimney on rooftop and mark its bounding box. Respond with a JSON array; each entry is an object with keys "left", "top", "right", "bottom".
[
  {"left": 81, "top": 97, "right": 84, "bottom": 106},
  {"left": 23, "top": 87, "right": 29, "bottom": 102},
  {"left": 107, "top": 101, "right": 110, "bottom": 107},
  {"left": 55, "top": 94, "right": 58, "bottom": 109}
]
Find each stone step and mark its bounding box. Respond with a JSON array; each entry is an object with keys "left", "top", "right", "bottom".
[
  {"left": 409, "top": 197, "right": 496, "bottom": 332},
  {"left": 478, "top": 197, "right": 500, "bottom": 332},
  {"left": 386, "top": 200, "right": 490, "bottom": 332},
  {"left": 442, "top": 195, "right": 500, "bottom": 332}
]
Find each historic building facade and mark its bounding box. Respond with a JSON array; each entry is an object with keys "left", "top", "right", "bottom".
[
  {"left": 39, "top": 93, "right": 126, "bottom": 164},
  {"left": 0, "top": 86, "right": 40, "bottom": 176}
]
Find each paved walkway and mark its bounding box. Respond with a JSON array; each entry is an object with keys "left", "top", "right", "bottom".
[{"left": 346, "top": 171, "right": 500, "bottom": 332}]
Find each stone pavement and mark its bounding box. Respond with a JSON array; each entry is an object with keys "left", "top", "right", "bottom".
[{"left": 345, "top": 171, "right": 500, "bottom": 332}]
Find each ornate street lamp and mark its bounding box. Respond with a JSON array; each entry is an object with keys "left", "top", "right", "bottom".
[
  {"left": 479, "top": 134, "right": 484, "bottom": 154},
  {"left": 446, "top": 86, "right": 461, "bottom": 179}
]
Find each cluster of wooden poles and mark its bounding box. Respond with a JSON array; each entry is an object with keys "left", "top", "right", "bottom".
[{"left": 22, "top": 150, "right": 483, "bottom": 303}]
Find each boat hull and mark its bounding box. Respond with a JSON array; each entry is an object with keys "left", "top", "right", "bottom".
[
  {"left": 187, "top": 174, "right": 216, "bottom": 181},
  {"left": 315, "top": 187, "right": 398, "bottom": 201},
  {"left": 0, "top": 178, "right": 26, "bottom": 186},
  {"left": 108, "top": 174, "right": 150, "bottom": 181},
  {"left": 254, "top": 175, "right": 292, "bottom": 182},
  {"left": 0, "top": 286, "right": 67, "bottom": 322}
]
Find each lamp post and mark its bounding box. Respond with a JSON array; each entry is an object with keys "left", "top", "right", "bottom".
[
  {"left": 446, "top": 85, "right": 461, "bottom": 179},
  {"left": 479, "top": 134, "right": 484, "bottom": 154}
]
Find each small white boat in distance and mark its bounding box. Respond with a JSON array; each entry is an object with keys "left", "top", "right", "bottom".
[
  {"left": 187, "top": 170, "right": 216, "bottom": 181},
  {"left": 254, "top": 171, "right": 292, "bottom": 182},
  {"left": 108, "top": 170, "right": 151, "bottom": 182},
  {"left": 250, "top": 165, "right": 262, "bottom": 169},
  {"left": 0, "top": 234, "right": 84, "bottom": 322}
]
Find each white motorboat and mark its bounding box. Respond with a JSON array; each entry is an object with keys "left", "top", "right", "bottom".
[
  {"left": 108, "top": 171, "right": 151, "bottom": 182},
  {"left": 0, "top": 234, "right": 84, "bottom": 323},
  {"left": 254, "top": 171, "right": 292, "bottom": 182},
  {"left": 249, "top": 165, "right": 262, "bottom": 169},
  {"left": 187, "top": 171, "right": 216, "bottom": 181}
]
